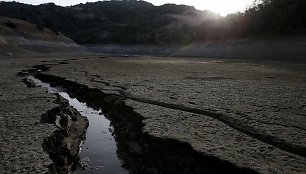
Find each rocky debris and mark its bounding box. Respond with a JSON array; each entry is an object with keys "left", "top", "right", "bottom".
[
  {"left": 22, "top": 78, "right": 36, "bottom": 87},
  {"left": 17, "top": 65, "right": 50, "bottom": 77},
  {"left": 78, "top": 158, "right": 90, "bottom": 170},
  {"left": 40, "top": 95, "right": 88, "bottom": 174},
  {"left": 17, "top": 63, "right": 89, "bottom": 174}
]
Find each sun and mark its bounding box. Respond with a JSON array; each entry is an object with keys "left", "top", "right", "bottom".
[{"left": 196, "top": 0, "right": 254, "bottom": 16}]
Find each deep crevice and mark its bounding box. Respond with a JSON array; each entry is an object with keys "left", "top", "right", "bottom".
[
  {"left": 119, "top": 90, "right": 306, "bottom": 158},
  {"left": 34, "top": 72, "right": 258, "bottom": 174},
  {"left": 19, "top": 65, "right": 89, "bottom": 173},
  {"left": 18, "top": 64, "right": 259, "bottom": 174}
]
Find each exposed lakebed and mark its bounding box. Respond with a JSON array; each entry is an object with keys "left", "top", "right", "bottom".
[
  {"left": 27, "top": 76, "right": 128, "bottom": 174},
  {"left": 21, "top": 68, "right": 259, "bottom": 174}
]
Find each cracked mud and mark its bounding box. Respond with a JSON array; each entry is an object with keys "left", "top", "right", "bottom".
[
  {"left": 1, "top": 55, "right": 306, "bottom": 174},
  {"left": 29, "top": 65, "right": 258, "bottom": 173},
  {"left": 41, "top": 57, "right": 306, "bottom": 174},
  {"left": 27, "top": 76, "right": 128, "bottom": 174}
]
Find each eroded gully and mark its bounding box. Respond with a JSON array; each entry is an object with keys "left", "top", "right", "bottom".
[{"left": 19, "top": 64, "right": 258, "bottom": 174}]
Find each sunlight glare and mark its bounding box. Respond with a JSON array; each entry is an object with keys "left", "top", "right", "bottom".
[{"left": 196, "top": 0, "right": 254, "bottom": 16}]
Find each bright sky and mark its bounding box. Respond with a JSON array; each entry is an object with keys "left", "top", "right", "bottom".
[{"left": 2, "top": 0, "right": 255, "bottom": 16}]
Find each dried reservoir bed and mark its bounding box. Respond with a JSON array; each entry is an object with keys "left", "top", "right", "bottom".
[{"left": 1, "top": 56, "right": 305, "bottom": 174}]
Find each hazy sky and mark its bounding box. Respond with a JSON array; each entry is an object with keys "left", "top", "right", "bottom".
[{"left": 2, "top": 0, "right": 255, "bottom": 15}]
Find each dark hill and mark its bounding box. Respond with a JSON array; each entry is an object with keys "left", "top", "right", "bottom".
[
  {"left": 1, "top": 0, "right": 305, "bottom": 45},
  {"left": 0, "top": 16, "right": 83, "bottom": 56},
  {"left": 0, "top": 1, "right": 212, "bottom": 44}
]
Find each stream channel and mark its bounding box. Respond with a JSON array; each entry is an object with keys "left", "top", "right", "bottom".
[{"left": 28, "top": 76, "right": 128, "bottom": 174}]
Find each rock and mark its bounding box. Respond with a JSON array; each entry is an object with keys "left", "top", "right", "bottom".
[
  {"left": 108, "top": 127, "right": 114, "bottom": 133},
  {"left": 22, "top": 78, "right": 36, "bottom": 87},
  {"left": 79, "top": 157, "right": 90, "bottom": 170},
  {"left": 54, "top": 115, "right": 62, "bottom": 129},
  {"left": 60, "top": 114, "right": 72, "bottom": 130},
  {"left": 67, "top": 106, "right": 78, "bottom": 121}
]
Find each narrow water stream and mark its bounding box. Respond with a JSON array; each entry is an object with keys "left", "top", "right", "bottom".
[{"left": 28, "top": 76, "right": 128, "bottom": 174}]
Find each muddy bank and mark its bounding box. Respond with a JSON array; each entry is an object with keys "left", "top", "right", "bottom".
[
  {"left": 22, "top": 75, "right": 89, "bottom": 174},
  {"left": 40, "top": 95, "right": 88, "bottom": 173},
  {"left": 28, "top": 76, "right": 128, "bottom": 173}
]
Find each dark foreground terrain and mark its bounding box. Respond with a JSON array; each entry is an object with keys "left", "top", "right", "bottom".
[{"left": 0, "top": 54, "right": 305, "bottom": 174}]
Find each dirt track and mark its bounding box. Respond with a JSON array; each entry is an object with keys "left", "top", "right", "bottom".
[{"left": 0, "top": 55, "right": 306, "bottom": 173}]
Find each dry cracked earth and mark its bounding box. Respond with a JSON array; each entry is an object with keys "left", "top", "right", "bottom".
[{"left": 0, "top": 55, "right": 306, "bottom": 174}]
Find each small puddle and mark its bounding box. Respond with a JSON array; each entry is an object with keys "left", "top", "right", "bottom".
[{"left": 28, "top": 76, "right": 128, "bottom": 174}]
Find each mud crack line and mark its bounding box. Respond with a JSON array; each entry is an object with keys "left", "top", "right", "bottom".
[{"left": 120, "top": 90, "right": 306, "bottom": 158}]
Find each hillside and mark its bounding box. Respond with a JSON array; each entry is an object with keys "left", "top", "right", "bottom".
[
  {"left": 0, "top": 16, "right": 83, "bottom": 56},
  {"left": 0, "top": 0, "right": 305, "bottom": 45},
  {"left": 0, "top": 1, "right": 219, "bottom": 44}
]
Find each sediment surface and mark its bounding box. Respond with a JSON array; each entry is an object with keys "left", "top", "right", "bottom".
[
  {"left": 0, "top": 55, "right": 306, "bottom": 174},
  {"left": 44, "top": 56, "right": 306, "bottom": 174},
  {"left": 0, "top": 56, "right": 92, "bottom": 174},
  {"left": 0, "top": 58, "right": 58, "bottom": 173}
]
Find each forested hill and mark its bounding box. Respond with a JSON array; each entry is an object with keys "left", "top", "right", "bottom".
[
  {"left": 0, "top": 1, "right": 210, "bottom": 44},
  {"left": 0, "top": 0, "right": 305, "bottom": 45}
]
